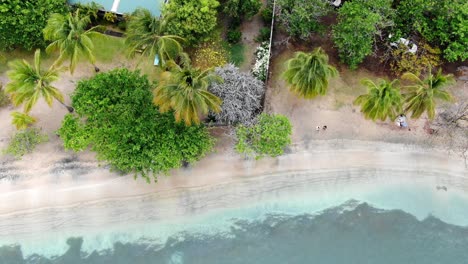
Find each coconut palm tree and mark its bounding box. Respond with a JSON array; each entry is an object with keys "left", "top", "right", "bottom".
[
  {"left": 43, "top": 9, "right": 104, "bottom": 74},
  {"left": 11, "top": 111, "right": 37, "bottom": 130},
  {"left": 5, "top": 49, "right": 73, "bottom": 113},
  {"left": 283, "top": 48, "right": 338, "bottom": 99},
  {"left": 402, "top": 68, "right": 454, "bottom": 120},
  {"left": 154, "top": 65, "right": 222, "bottom": 126},
  {"left": 354, "top": 78, "right": 402, "bottom": 121},
  {"left": 125, "top": 8, "right": 184, "bottom": 66}
]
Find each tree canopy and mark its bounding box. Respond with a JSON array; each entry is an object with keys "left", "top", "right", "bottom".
[
  {"left": 163, "top": 0, "right": 220, "bottom": 45},
  {"left": 354, "top": 79, "right": 402, "bottom": 121},
  {"left": 0, "top": 0, "right": 68, "bottom": 50},
  {"left": 58, "top": 69, "right": 214, "bottom": 182}
]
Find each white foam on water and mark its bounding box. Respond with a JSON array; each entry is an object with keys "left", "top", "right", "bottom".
[{"left": 2, "top": 169, "right": 468, "bottom": 259}]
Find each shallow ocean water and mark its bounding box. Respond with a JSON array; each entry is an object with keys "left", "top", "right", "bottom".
[{"left": 1, "top": 169, "right": 468, "bottom": 264}]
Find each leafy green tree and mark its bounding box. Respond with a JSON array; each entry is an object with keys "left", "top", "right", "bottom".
[
  {"left": 354, "top": 79, "right": 402, "bottom": 121},
  {"left": 154, "top": 65, "right": 222, "bottom": 126},
  {"left": 402, "top": 69, "right": 455, "bottom": 120},
  {"left": 332, "top": 0, "right": 394, "bottom": 69},
  {"left": 235, "top": 113, "right": 292, "bottom": 158},
  {"left": 0, "top": 0, "right": 68, "bottom": 50},
  {"left": 125, "top": 8, "right": 185, "bottom": 66},
  {"left": 3, "top": 128, "right": 48, "bottom": 159},
  {"left": 277, "top": 0, "right": 332, "bottom": 39},
  {"left": 224, "top": 0, "right": 262, "bottom": 20},
  {"left": 5, "top": 49, "right": 72, "bottom": 113},
  {"left": 163, "top": 0, "right": 220, "bottom": 45},
  {"left": 395, "top": 0, "right": 467, "bottom": 62},
  {"left": 43, "top": 9, "right": 104, "bottom": 74},
  {"left": 11, "top": 112, "right": 37, "bottom": 130},
  {"left": 58, "top": 68, "right": 214, "bottom": 182},
  {"left": 283, "top": 48, "right": 338, "bottom": 99}
]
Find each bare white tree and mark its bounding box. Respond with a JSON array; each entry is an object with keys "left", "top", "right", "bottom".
[
  {"left": 431, "top": 102, "right": 468, "bottom": 166},
  {"left": 209, "top": 64, "right": 265, "bottom": 126}
]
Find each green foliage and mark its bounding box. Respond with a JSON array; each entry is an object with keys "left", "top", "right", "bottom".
[
  {"left": 58, "top": 68, "right": 214, "bottom": 181},
  {"left": 163, "top": 0, "right": 220, "bottom": 45},
  {"left": 3, "top": 128, "right": 48, "bottom": 158},
  {"left": 103, "top": 12, "right": 117, "bottom": 23},
  {"left": 44, "top": 9, "right": 105, "bottom": 74},
  {"left": 228, "top": 43, "right": 245, "bottom": 66},
  {"left": 224, "top": 0, "right": 262, "bottom": 20},
  {"left": 395, "top": 0, "right": 467, "bottom": 62},
  {"left": 11, "top": 112, "right": 37, "bottom": 130},
  {"left": 154, "top": 65, "right": 222, "bottom": 126},
  {"left": 389, "top": 42, "right": 441, "bottom": 76},
  {"left": 0, "top": 84, "right": 10, "bottom": 108},
  {"left": 235, "top": 114, "right": 292, "bottom": 158},
  {"left": 402, "top": 69, "right": 455, "bottom": 120},
  {"left": 277, "top": 0, "right": 332, "bottom": 39},
  {"left": 332, "top": 0, "right": 394, "bottom": 69},
  {"left": 261, "top": 3, "right": 273, "bottom": 24},
  {"left": 72, "top": 1, "right": 103, "bottom": 21},
  {"left": 0, "top": 0, "right": 68, "bottom": 50},
  {"left": 255, "top": 27, "right": 271, "bottom": 42},
  {"left": 192, "top": 41, "right": 229, "bottom": 69},
  {"left": 5, "top": 49, "right": 66, "bottom": 113},
  {"left": 354, "top": 79, "right": 402, "bottom": 121},
  {"left": 125, "top": 8, "right": 184, "bottom": 66},
  {"left": 227, "top": 29, "right": 242, "bottom": 44},
  {"left": 283, "top": 48, "right": 338, "bottom": 99}
]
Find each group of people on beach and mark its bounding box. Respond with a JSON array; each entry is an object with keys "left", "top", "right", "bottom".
[{"left": 396, "top": 114, "right": 409, "bottom": 130}]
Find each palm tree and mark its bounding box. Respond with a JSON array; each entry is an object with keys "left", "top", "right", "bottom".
[
  {"left": 154, "top": 65, "right": 222, "bottom": 125},
  {"left": 43, "top": 9, "right": 104, "bottom": 74},
  {"left": 283, "top": 48, "right": 338, "bottom": 99},
  {"left": 125, "top": 8, "right": 184, "bottom": 66},
  {"left": 5, "top": 49, "right": 73, "bottom": 113},
  {"left": 354, "top": 78, "right": 402, "bottom": 121},
  {"left": 402, "top": 68, "right": 455, "bottom": 120},
  {"left": 11, "top": 111, "right": 37, "bottom": 130}
]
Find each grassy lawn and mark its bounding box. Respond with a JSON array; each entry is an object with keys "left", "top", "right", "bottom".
[
  {"left": 93, "top": 35, "right": 126, "bottom": 63},
  {"left": 228, "top": 43, "right": 245, "bottom": 67}
]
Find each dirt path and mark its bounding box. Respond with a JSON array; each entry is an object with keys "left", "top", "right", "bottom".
[{"left": 238, "top": 1, "right": 266, "bottom": 72}]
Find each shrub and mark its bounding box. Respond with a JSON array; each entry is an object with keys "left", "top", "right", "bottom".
[
  {"left": 224, "top": 0, "right": 262, "bottom": 20},
  {"left": 252, "top": 41, "right": 270, "bottom": 81},
  {"left": 209, "top": 64, "right": 265, "bottom": 125},
  {"left": 388, "top": 42, "right": 441, "bottom": 76},
  {"left": 72, "top": 1, "right": 102, "bottom": 21},
  {"left": 163, "top": 0, "right": 220, "bottom": 45},
  {"left": 276, "top": 0, "right": 332, "bottom": 40},
  {"left": 103, "top": 12, "right": 117, "bottom": 23},
  {"left": 235, "top": 113, "right": 292, "bottom": 158},
  {"left": 3, "top": 128, "right": 48, "bottom": 158},
  {"left": 227, "top": 29, "right": 242, "bottom": 44},
  {"left": 57, "top": 68, "right": 214, "bottom": 182},
  {"left": 228, "top": 43, "right": 245, "bottom": 66},
  {"left": 256, "top": 27, "right": 271, "bottom": 42},
  {"left": 0, "top": 0, "right": 68, "bottom": 50},
  {"left": 261, "top": 6, "right": 273, "bottom": 24},
  {"left": 192, "top": 42, "right": 229, "bottom": 69}
]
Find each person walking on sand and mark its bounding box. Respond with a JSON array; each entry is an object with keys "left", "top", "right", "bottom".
[
  {"left": 323, "top": 125, "right": 327, "bottom": 131},
  {"left": 316, "top": 126, "right": 321, "bottom": 131}
]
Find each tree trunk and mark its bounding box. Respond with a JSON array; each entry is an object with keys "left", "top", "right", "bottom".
[
  {"left": 94, "top": 65, "right": 100, "bottom": 73},
  {"left": 57, "top": 100, "right": 74, "bottom": 113}
]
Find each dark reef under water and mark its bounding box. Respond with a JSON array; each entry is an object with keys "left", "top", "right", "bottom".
[{"left": 2, "top": 202, "right": 468, "bottom": 264}]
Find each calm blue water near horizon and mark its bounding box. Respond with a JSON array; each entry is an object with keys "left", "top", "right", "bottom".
[{"left": 1, "top": 201, "right": 468, "bottom": 264}]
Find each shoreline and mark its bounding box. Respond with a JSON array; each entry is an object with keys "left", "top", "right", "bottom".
[{"left": 0, "top": 139, "right": 466, "bottom": 216}]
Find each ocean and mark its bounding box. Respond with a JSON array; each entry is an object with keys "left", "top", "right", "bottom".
[{"left": 1, "top": 170, "right": 468, "bottom": 264}]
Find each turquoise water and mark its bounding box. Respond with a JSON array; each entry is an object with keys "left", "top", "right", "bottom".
[
  {"left": 1, "top": 202, "right": 468, "bottom": 263},
  {"left": 1, "top": 171, "right": 468, "bottom": 264}
]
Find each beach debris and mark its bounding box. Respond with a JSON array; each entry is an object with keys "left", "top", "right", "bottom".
[{"left": 436, "top": 186, "right": 448, "bottom": 191}]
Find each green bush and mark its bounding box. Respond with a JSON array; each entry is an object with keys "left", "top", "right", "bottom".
[
  {"left": 3, "top": 128, "right": 48, "bottom": 158},
  {"left": 0, "top": 0, "right": 68, "bottom": 50},
  {"left": 228, "top": 43, "right": 245, "bottom": 66},
  {"left": 227, "top": 29, "right": 242, "bottom": 43},
  {"left": 235, "top": 113, "right": 292, "bottom": 158},
  {"left": 224, "top": 0, "right": 262, "bottom": 20},
  {"left": 163, "top": 0, "right": 220, "bottom": 45},
  {"left": 256, "top": 27, "right": 271, "bottom": 42},
  {"left": 58, "top": 68, "right": 214, "bottom": 182},
  {"left": 261, "top": 6, "right": 273, "bottom": 24}
]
